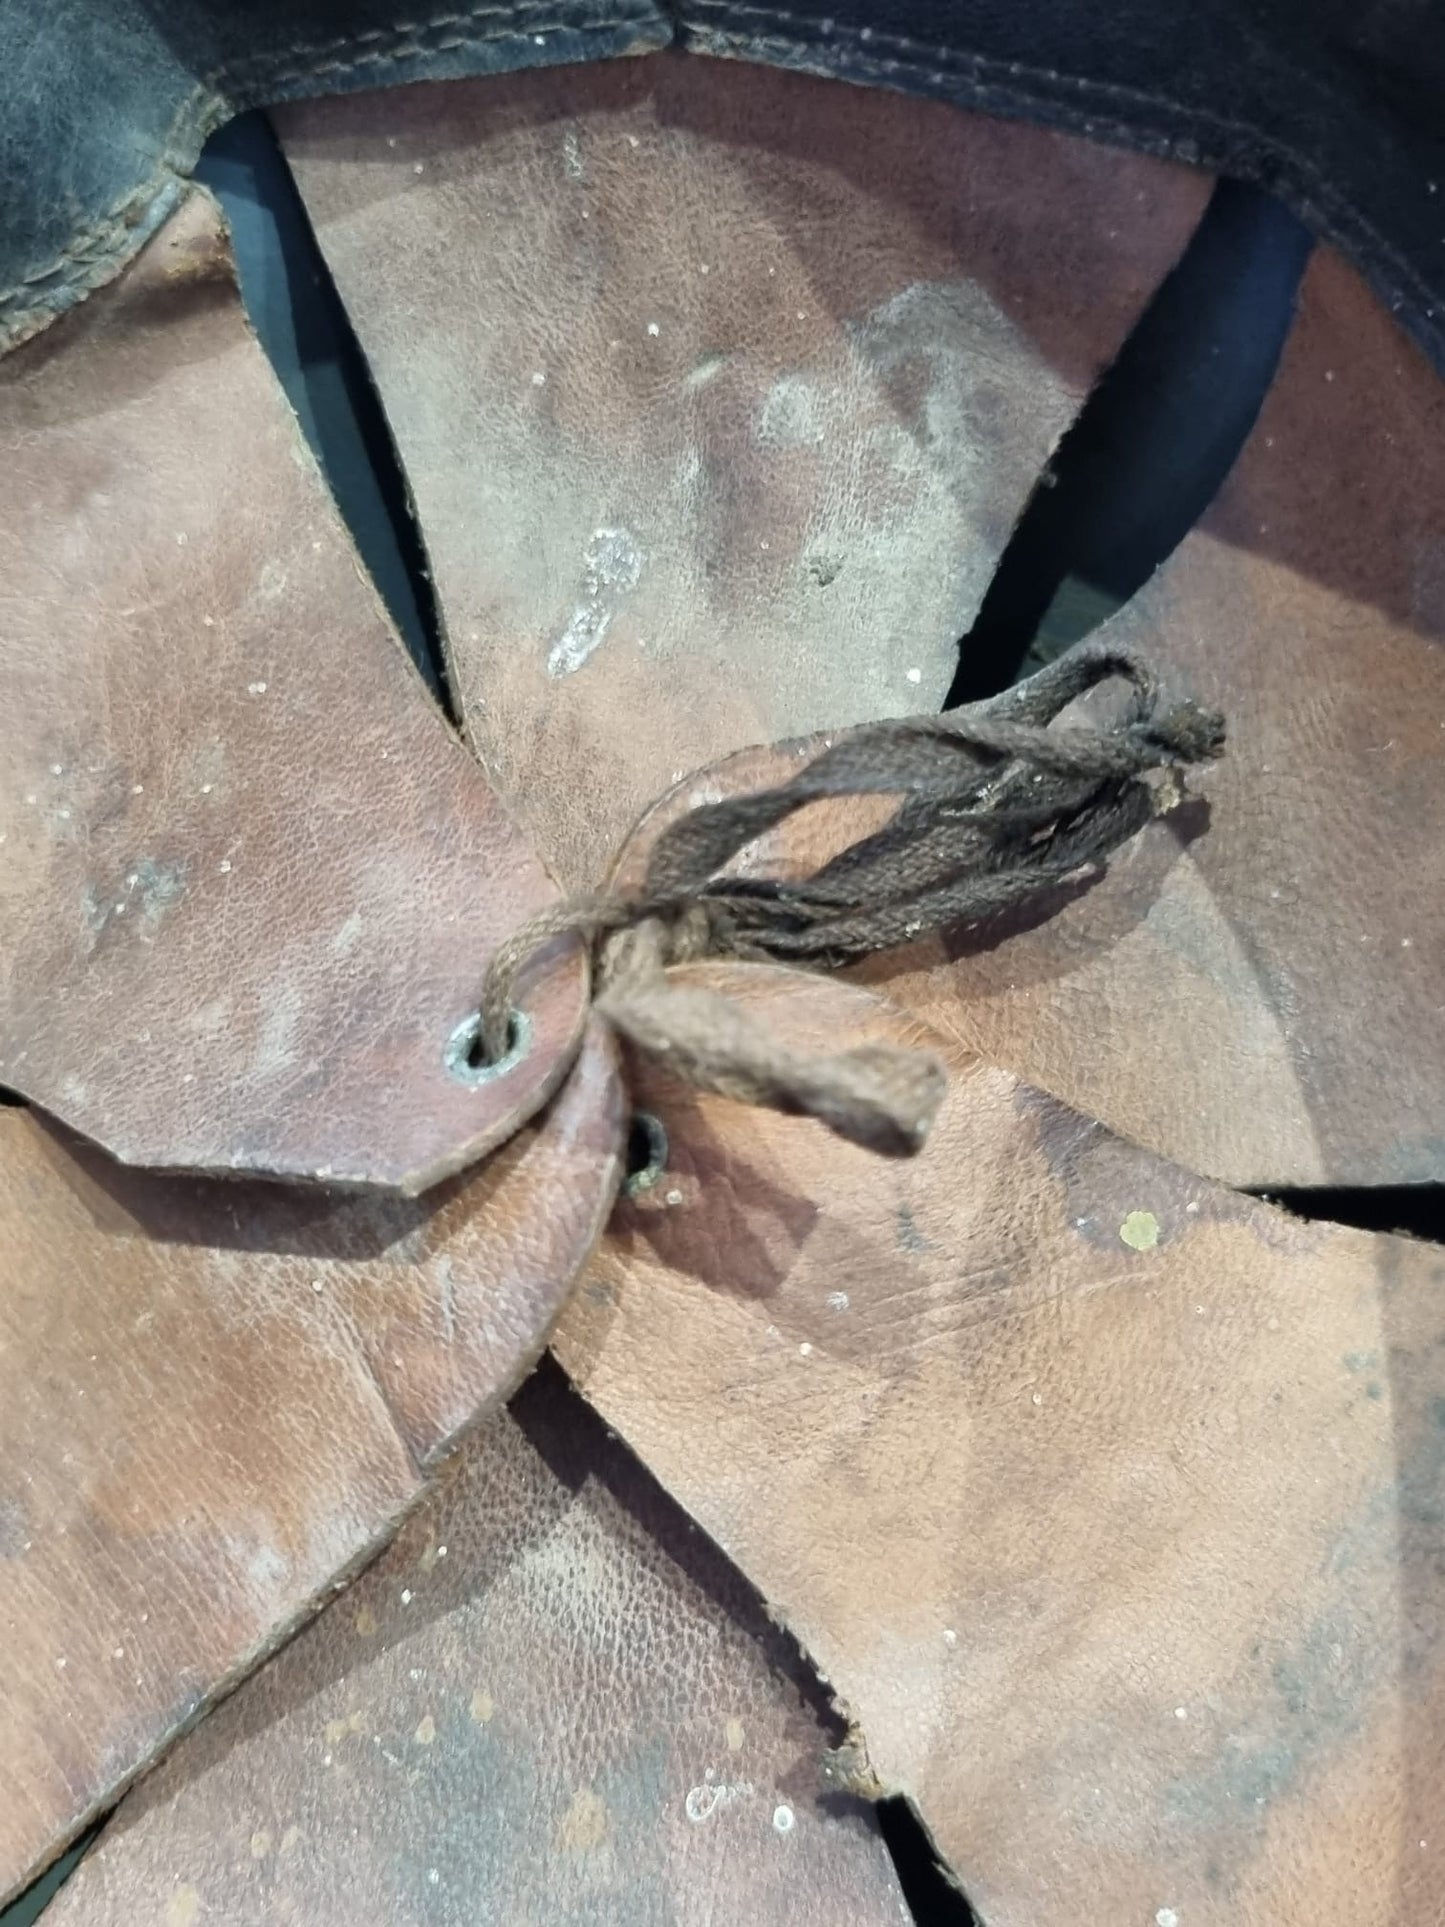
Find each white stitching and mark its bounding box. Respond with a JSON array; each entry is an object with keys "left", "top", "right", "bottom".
[
  {"left": 0, "top": 9, "right": 644, "bottom": 338},
  {"left": 685, "top": 3, "right": 1442, "bottom": 336},
  {"left": 214, "top": 0, "right": 599, "bottom": 92}
]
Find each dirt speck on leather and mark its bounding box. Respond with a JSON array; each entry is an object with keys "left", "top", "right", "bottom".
[
  {"left": 43, "top": 1385, "right": 908, "bottom": 1925},
  {"left": 1120, "top": 1209, "right": 1161, "bottom": 1250},
  {"left": 558, "top": 966, "right": 1445, "bottom": 1926}
]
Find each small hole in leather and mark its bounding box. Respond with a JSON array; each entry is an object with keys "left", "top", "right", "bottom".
[
  {"left": 623, "top": 1112, "right": 669, "bottom": 1195},
  {"left": 444, "top": 1008, "right": 531, "bottom": 1086}
]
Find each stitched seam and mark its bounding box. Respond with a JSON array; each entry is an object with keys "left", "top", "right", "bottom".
[
  {"left": 687, "top": 5, "right": 1443, "bottom": 326},
  {"left": 225, "top": 10, "right": 644, "bottom": 103},
  {"left": 217, "top": 3, "right": 585, "bottom": 76},
  {"left": 682, "top": 0, "right": 1383, "bottom": 134},
  {"left": 0, "top": 10, "right": 647, "bottom": 335},
  {"left": 213, "top": 0, "right": 647, "bottom": 90},
  {"left": 0, "top": 84, "right": 219, "bottom": 316}
]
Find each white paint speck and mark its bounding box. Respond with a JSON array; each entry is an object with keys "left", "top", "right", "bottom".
[
  {"left": 773, "top": 1805, "right": 795, "bottom": 1835},
  {"left": 413, "top": 162, "right": 424, "bottom": 175},
  {"left": 200, "top": 783, "right": 213, "bottom": 795},
  {"left": 219, "top": 859, "right": 232, "bottom": 874},
  {"left": 905, "top": 667, "right": 922, "bottom": 684},
  {"left": 798, "top": 1342, "right": 814, "bottom": 1357},
  {"left": 531, "top": 371, "right": 546, "bottom": 386},
  {"left": 401, "top": 1589, "right": 413, "bottom": 1604},
  {"left": 248, "top": 680, "right": 268, "bottom": 694},
  {"left": 686, "top": 1784, "right": 723, "bottom": 1823},
  {"left": 665, "top": 1189, "right": 684, "bottom": 1207},
  {"left": 1031, "top": 1392, "right": 1043, "bottom": 1406},
  {"left": 647, "top": 321, "right": 660, "bottom": 337},
  {"left": 826, "top": 1291, "right": 850, "bottom": 1311},
  {"left": 50, "top": 763, "right": 63, "bottom": 776},
  {"left": 428, "top": 1870, "right": 440, "bottom": 1885},
  {"left": 1174, "top": 1706, "right": 1188, "bottom": 1720},
  {"left": 131, "top": 783, "right": 144, "bottom": 795},
  {"left": 535, "top": 31, "right": 546, "bottom": 43},
  {"left": 437, "top": 1545, "right": 447, "bottom": 1559},
  {"left": 1157, "top": 1911, "right": 1179, "bottom": 1927},
  {"left": 943, "top": 1628, "right": 958, "bottom": 1647},
  {"left": 546, "top": 527, "right": 644, "bottom": 678},
  {"left": 627, "top": 134, "right": 639, "bottom": 148}
]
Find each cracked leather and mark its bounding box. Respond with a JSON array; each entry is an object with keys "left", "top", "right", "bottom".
[
  {"left": 557, "top": 966, "right": 1445, "bottom": 1927},
  {"left": 0, "top": 193, "right": 591, "bottom": 1190},
  {"left": 279, "top": 55, "right": 1207, "bottom": 888},
  {"left": 41, "top": 1373, "right": 908, "bottom": 1927},
  {"left": 0, "top": 1024, "right": 622, "bottom": 1905},
  {"left": 608, "top": 236, "right": 1445, "bottom": 1189}
]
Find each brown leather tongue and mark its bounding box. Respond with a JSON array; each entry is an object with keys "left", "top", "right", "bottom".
[
  {"left": 40, "top": 1373, "right": 910, "bottom": 1927},
  {"left": 277, "top": 52, "right": 1209, "bottom": 891},
  {"left": 0, "top": 193, "right": 587, "bottom": 1192},
  {"left": 0, "top": 1022, "right": 622, "bottom": 1906},
  {"left": 555, "top": 964, "right": 1445, "bottom": 1927},
  {"left": 606, "top": 238, "right": 1445, "bottom": 1191}
]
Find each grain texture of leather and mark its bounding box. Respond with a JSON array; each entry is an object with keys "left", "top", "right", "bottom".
[
  {"left": 610, "top": 240, "right": 1445, "bottom": 1189},
  {"left": 279, "top": 54, "right": 1209, "bottom": 889},
  {"left": 0, "top": 1023, "right": 623, "bottom": 1905},
  {"left": 557, "top": 966, "right": 1445, "bottom": 1926},
  {"left": 44, "top": 1373, "right": 909, "bottom": 1927},
  {"left": 0, "top": 191, "right": 588, "bottom": 1191},
  {"left": 885, "top": 241, "right": 1445, "bottom": 1187}
]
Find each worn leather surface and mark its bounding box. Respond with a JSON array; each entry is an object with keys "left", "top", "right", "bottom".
[
  {"left": 886, "top": 240, "right": 1445, "bottom": 1188},
  {"left": 279, "top": 55, "right": 1208, "bottom": 888},
  {"left": 0, "top": 1023, "right": 622, "bottom": 1905},
  {"left": 44, "top": 1372, "right": 909, "bottom": 1926},
  {"left": 4, "top": 1, "right": 1445, "bottom": 387},
  {"left": 0, "top": 0, "right": 669, "bottom": 353},
  {"left": 0, "top": 192, "right": 591, "bottom": 1190},
  {"left": 557, "top": 965, "right": 1445, "bottom": 1926},
  {"left": 609, "top": 248, "right": 1445, "bottom": 1189}
]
